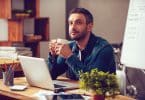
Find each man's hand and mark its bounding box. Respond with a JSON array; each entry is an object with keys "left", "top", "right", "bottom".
[
  {"left": 48, "top": 39, "right": 57, "bottom": 56},
  {"left": 54, "top": 43, "right": 73, "bottom": 58}
]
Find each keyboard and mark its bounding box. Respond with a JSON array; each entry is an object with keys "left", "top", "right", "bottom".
[{"left": 54, "top": 84, "right": 65, "bottom": 88}]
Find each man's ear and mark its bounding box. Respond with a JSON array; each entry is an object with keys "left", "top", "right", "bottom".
[{"left": 87, "top": 23, "right": 93, "bottom": 32}]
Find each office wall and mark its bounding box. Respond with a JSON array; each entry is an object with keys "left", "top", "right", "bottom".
[{"left": 40, "top": 0, "right": 66, "bottom": 40}]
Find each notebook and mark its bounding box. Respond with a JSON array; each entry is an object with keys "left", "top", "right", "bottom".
[{"left": 18, "top": 56, "right": 79, "bottom": 91}]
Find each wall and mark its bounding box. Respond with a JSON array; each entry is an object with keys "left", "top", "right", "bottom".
[{"left": 40, "top": 0, "right": 66, "bottom": 40}]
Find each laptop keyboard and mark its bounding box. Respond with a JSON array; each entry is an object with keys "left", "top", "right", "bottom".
[{"left": 54, "top": 84, "right": 65, "bottom": 88}]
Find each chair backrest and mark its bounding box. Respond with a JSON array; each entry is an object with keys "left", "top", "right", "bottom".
[{"left": 116, "top": 69, "right": 126, "bottom": 95}]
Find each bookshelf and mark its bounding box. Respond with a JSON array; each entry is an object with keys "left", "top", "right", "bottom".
[
  {"left": 0, "top": 0, "right": 39, "bottom": 18},
  {"left": 0, "top": 0, "right": 49, "bottom": 57}
]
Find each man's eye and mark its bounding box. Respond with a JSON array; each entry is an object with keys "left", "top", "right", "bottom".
[
  {"left": 76, "top": 21, "right": 82, "bottom": 25},
  {"left": 69, "top": 22, "right": 73, "bottom": 25},
  {"left": 68, "top": 21, "right": 83, "bottom": 25}
]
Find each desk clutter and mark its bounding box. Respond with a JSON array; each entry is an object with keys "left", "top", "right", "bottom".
[
  {"left": 0, "top": 62, "right": 19, "bottom": 86},
  {"left": 34, "top": 90, "right": 87, "bottom": 100},
  {"left": 0, "top": 77, "right": 134, "bottom": 100}
]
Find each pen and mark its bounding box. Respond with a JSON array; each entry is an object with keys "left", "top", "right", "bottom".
[
  {"left": 2, "top": 68, "right": 5, "bottom": 72},
  {"left": 5, "top": 65, "right": 14, "bottom": 86},
  {"left": 0, "top": 65, "right": 6, "bottom": 72}
]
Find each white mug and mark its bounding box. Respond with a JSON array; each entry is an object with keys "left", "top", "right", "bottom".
[{"left": 56, "top": 38, "right": 69, "bottom": 44}]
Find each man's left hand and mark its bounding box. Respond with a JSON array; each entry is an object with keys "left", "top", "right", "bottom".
[{"left": 55, "top": 43, "right": 73, "bottom": 58}]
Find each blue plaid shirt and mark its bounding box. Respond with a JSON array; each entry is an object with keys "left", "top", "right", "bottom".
[{"left": 47, "top": 33, "right": 116, "bottom": 80}]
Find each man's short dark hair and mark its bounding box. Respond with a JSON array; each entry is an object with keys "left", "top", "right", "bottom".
[{"left": 69, "top": 8, "right": 93, "bottom": 24}]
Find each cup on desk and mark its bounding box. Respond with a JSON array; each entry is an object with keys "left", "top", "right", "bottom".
[{"left": 2, "top": 67, "right": 14, "bottom": 86}]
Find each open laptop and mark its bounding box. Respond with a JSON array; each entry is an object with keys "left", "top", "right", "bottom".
[{"left": 18, "top": 55, "right": 79, "bottom": 91}]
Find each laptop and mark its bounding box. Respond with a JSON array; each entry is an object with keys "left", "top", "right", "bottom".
[{"left": 18, "top": 56, "right": 79, "bottom": 91}]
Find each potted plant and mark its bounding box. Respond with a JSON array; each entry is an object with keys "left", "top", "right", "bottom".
[{"left": 79, "top": 68, "right": 120, "bottom": 100}]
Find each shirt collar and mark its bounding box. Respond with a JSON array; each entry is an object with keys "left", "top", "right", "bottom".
[{"left": 72, "top": 33, "right": 96, "bottom": 54}]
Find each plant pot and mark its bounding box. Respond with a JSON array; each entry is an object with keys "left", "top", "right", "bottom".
[{"left": 91, "top": 95, "right": 105, "bottom": 100}]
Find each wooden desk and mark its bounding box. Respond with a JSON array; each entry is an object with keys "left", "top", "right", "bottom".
[
  {"left": 0, "top": 77, "right": 134, "bottom": 100},
  {"left": 0, "top": 77, "right": 40, "bottom": 99}
]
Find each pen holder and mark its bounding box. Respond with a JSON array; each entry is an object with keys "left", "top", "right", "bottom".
[{"left": 2, "top": 69, "right": 14, "bottom": 86}]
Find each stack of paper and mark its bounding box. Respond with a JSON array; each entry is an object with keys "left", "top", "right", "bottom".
[{"left": 0, "top": 46, "right": 32, "bottom": 59}]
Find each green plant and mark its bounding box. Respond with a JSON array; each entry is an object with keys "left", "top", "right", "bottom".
[{"left": 79, "top": 68, "right": 120, "bottom": 96}]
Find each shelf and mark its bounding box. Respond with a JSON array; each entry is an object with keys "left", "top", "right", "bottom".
[
  {"left": 0, "top": 0, "right": 39, "bottom": 18},
  {"left": 0, "top": 0, "right": 48, "bottom": 57},
  {"left": 24, "top": 35, "right": 42, "bottom": 42},
  {"left": 8, "top": 17, "right": 49, "bottom": 42}
]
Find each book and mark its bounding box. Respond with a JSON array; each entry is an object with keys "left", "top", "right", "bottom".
[{"left": 0, "top": 46, "right": 31, "bottom": 51}]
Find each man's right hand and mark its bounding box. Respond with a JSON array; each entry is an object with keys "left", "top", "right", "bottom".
[{"left": 48, "top": 39, "right": 57, "bottom": 56}]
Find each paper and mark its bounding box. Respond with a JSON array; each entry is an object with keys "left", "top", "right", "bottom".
[
  {"left": 10, "top": 85, "right": 27, "bottom": 91},
  {"left": 33, "top": 90, "right": 55, "bottom": 100},
  {"left": 33, "top": 90, "right": 90, "bottom": 100}
]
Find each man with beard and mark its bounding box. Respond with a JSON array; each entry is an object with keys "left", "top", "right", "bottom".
[{"left": 48, "top": 8, "right": 116, "bottom": 80}]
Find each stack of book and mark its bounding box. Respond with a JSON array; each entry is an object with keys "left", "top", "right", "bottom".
[{"left": 0, "top": 46, "right": 32, "bottom": 59}]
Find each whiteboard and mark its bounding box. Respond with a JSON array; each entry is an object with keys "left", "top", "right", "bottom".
[{"left": 121, "top": 0, "right": 145, "bottom": 69}]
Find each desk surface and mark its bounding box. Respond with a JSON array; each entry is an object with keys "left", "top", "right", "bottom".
[{"left": 0, "top": 77, "right": 134, "bottom": 100}]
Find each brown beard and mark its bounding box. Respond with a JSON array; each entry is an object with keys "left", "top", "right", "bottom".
[{"left": 70, "top": 31, "right": 87, "bottom": 41}]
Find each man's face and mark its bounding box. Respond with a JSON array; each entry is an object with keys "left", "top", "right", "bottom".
[{"left": 68, "top": 13, "right": 92, "bottom": 41}]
